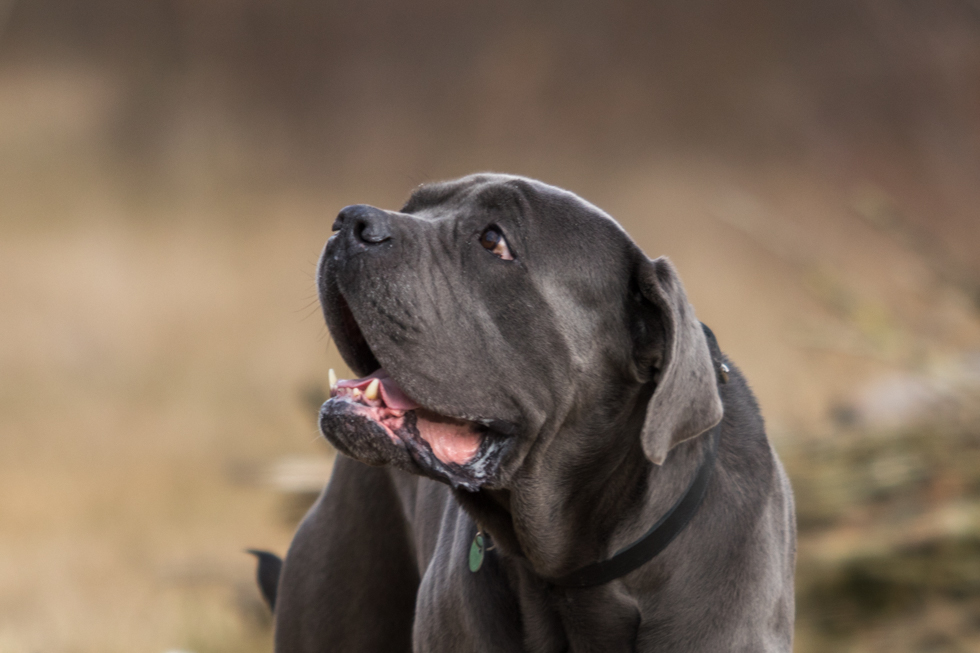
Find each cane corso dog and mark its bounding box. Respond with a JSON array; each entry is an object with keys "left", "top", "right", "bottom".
[{"left": 267, "top": 174, "right": 796, "bottom": 652}]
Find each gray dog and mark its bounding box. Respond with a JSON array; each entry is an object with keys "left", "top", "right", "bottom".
[{"left": 263, "top": 174, "right": 796, "bottom": 652}]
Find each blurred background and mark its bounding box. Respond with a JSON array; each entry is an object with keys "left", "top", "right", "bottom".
[{"left": 1, "top": 1, "right": 979, "bottom": 651}]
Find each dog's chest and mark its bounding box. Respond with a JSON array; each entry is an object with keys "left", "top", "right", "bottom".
[
  {"left": 412, "top": 549, "right": 519, "bottom": 651},
  {"left": 413, "top": 547, "right": 643, "bottom": 653}
]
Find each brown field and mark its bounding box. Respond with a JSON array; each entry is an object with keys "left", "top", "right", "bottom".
[{"left": 3, "top": 2, "right": 980, "bottom": 651}]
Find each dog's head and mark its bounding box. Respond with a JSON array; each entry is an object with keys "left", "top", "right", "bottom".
[{"left": 317, "top": 174, "right": 722, "bottom": 491}]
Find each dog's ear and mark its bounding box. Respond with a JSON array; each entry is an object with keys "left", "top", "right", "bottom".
[{"left": 634, "top": 256, "right": 723, "bottom": 465}]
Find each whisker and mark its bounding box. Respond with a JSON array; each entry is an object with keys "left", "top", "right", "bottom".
[
  {"left": 294, "top": 296, "right": 321, "bottom": 314},
  {"left": 299, "top": 302, "right": 323, "bottom": 322}
]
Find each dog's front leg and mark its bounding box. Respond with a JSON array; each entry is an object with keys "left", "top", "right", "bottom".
[{"left": 274, "top": 455, "right": 419, "bottom": 652}]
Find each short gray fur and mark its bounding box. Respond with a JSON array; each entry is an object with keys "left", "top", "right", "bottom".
[{"left": 273, "top": 174, "right": 796, "bottom": 652}]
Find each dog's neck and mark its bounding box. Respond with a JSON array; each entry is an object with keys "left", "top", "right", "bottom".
[{"left": 454, "top": 394, "right": 714, "bottom": 583}]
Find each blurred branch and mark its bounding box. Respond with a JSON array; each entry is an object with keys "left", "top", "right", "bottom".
[
  {"left": 710, "top": 189, "right": 914, "bottom": 365},
  {"left": 851, "top": 185, "right": 980, "bottom": 315}
]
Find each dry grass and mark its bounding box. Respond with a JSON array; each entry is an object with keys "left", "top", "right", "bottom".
[{"left": 0, "top": 203, "right": 349, "bottom": 652}]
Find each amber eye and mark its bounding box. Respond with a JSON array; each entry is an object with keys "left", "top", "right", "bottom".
[{"left": 479, "top": 226, "right": 514, "bottom": 260}]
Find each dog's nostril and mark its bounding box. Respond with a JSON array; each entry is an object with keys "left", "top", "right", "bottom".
[
  {"left": 334, "top": 205, "right": 361, "bottom": 232},
  {"left": 336, "top": 204, "right": 392, "bottom": 245},
  {"left": 353, "top": 217, "right": 391, "bottom": 244}
]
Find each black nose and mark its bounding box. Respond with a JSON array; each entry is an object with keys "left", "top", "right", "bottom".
[{"left": 333, "top": 205, "right": 392, "bottom": 245}]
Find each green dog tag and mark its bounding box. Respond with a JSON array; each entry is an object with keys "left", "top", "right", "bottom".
[{"left": 469, "top": 532, "right": 486, "bottom": 572}]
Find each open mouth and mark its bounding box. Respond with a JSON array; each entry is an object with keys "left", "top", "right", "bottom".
[
  {"left": 329, "top": 369, "right": 484, "bottom": 466},
  {"left": 318, "top": 292, "right": 513, "bottom": 491}
]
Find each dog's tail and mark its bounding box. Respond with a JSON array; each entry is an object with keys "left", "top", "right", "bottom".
[{"left": 247, "top": 549, "right": 283, "bottom": 612}]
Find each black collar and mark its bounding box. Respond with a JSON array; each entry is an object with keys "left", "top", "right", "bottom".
[
  {"left": 546, "top": 422, "right": 721, "bottom": 588},
  {"left": 547, "top": 325, "right": 727, "bottom": 588},
  {"left": 473, "top": 324, "right": 727, "bottom": 589}
]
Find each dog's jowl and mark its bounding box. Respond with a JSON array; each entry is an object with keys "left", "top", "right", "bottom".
[{"left": 270, "top": 174, "right": 796, "bottom": 652}]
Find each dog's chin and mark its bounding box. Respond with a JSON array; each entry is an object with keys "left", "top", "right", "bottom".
[{"left": 318, "top": 372, "right": 512, "bottom": 491}]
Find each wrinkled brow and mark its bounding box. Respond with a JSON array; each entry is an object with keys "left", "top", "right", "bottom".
[
  {"left": 473, "top": 185, "right": 524, "bottom": 211},
  {"left": 401, "top": 182, "right": 463, "bottom": 213}
]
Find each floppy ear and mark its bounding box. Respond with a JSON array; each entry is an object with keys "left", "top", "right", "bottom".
[{"left": 635, "top": 256, "right": 723, "bottom": 465}]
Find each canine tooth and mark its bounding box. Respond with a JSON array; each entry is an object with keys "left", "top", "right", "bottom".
[
  {"left": 365, "top": 378, "right": 380, "bottom": 401},
  {"left": 329, "top": 368, "right": 337, "bottom": 390}
]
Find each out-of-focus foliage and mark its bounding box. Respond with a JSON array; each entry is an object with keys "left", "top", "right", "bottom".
[
  {"left": 789, "top": 382, "right": 980, "bottom": 652},
  {"left": 4, "top": 0, "right": 980, "bottom": 190}
]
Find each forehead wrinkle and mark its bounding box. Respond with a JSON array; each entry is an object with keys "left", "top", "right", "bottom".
[
  {"left": 402, "top": 182, "right": 462, "bottom": 213},
  {"left": 498, "top": 182, "right": 531, "bottom": 232},
  {"left": 402, "top": 173, "right": 505, "bottom": 214},
  {"left": 474, "top": 185, "right": 521, "bottom": 212},
  {"left": 450, "top": 208, "right": 472, "bottom": 244}
]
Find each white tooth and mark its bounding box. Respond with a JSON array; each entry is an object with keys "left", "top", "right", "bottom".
[
  {"left": 329, "top": 369, "right": 338, "bottom": 390},
  {"left": 365, "top": 378, "right": 380, "bottom": 401}
]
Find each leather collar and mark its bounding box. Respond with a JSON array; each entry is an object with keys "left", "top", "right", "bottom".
[{"left": 546, "top": 421, "right": 721, "bottom": 588}]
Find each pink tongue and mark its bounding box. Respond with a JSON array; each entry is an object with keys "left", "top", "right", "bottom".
[
  {"left": 335, "top": 369, "right": 419, "bottom": 410},
  {"left": 335, "top": 369, "right": 481, "bottom": 465},
  {"left": 415, "top": 414, "right": 482, "bottom": 465}
]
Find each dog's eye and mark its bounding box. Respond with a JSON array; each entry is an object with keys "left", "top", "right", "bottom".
[{"left": 479, "top": 227, "right": 514, "bottom": 261}]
